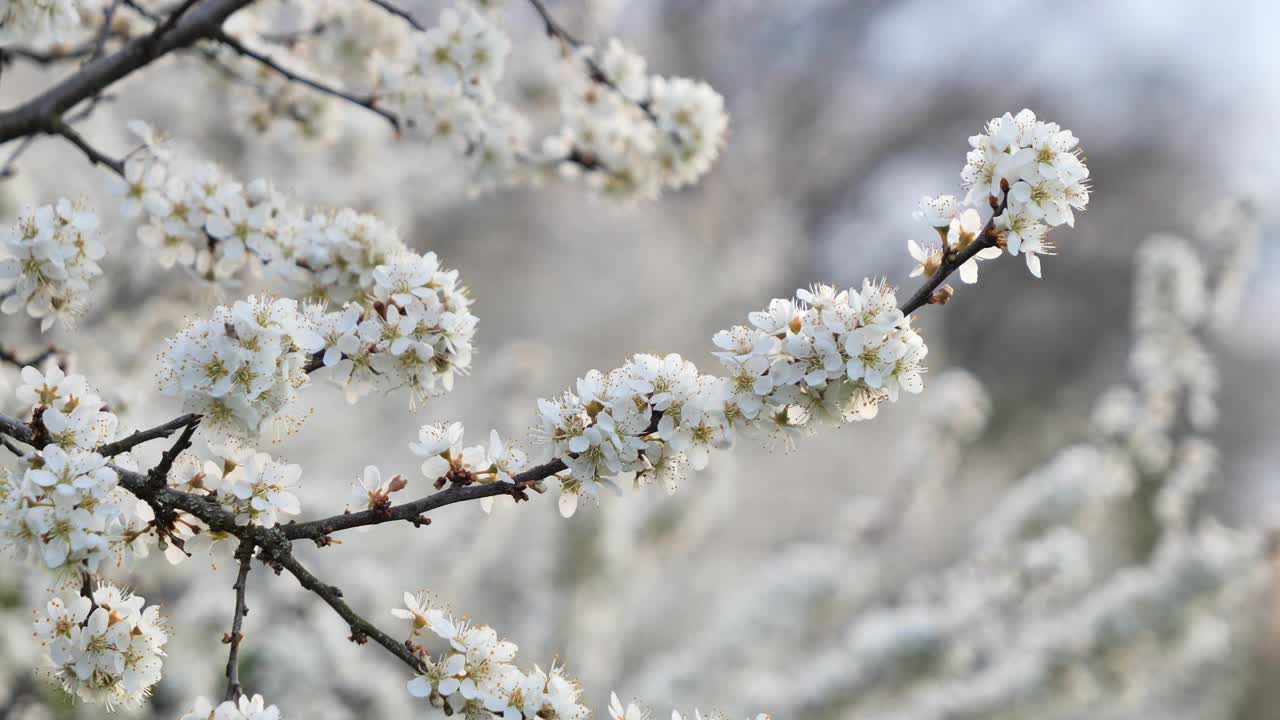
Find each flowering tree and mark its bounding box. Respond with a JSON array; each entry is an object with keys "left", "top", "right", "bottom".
[{"left": 1, "top": 1, "right": 1269, "bottom": 719}]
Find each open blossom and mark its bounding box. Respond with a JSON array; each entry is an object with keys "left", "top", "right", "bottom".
[
  {"left": 217, "top": 448, "right": 304, "bottom": 528},
  {"left": 180, "top": 694, "right": 282, "bottom": 720},
  {"left": 408, "top": 423, "right": 528, "bottom": 509},
  {"left": 401, "top": 592, "right": 590, "bottom": 720},
  {"left": 348, "top": 465, "right": 408, "bottom": 512},
  {"left": 34, "top": 584, "right": 168, "bottom": 710},
  {"left": 160, "top": 296, "right": 323, "bottom": 439},
  {"left": 0, "top": 198, "right": 104, "bottom": 330}
]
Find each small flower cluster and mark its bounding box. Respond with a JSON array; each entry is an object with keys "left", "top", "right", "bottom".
[
  {"left": 0, "top": 367, "right": 153, "bottom": 572},
  {"left": 212, "top": 447, "right": 303, "bottom": 528},
  {"left": 407, "top": 422, "right": 527, "bottom": 512},
  {"left": 395, "top": 591, "right": 590, "bottom": 719},
  {"left": 159, "top": 296, "right": 323, "bottom": 439},
  {"left": 180, "top": 694, "right": 282, "bottom": 720},
  {"left": 206, "top": 2, "right": 728, "bottom": 197},
  {"left": 0, "top": 0, "right": 91, "bottom": 44},
  {"left": 0, "top": 198, "right": 104, "bottom": 330},
  {"left": 532, "top": 281, "right": 924, "bottom": 516},
  {"left": 33, "top": 583, "right": 168, "bottom": 710},
  {"left": 374, "top": 3, "right": 527, "bottom": 191},
  {"left": 908, "top": 109, "right": 1090, "bottom": 283},
  {"left": 543, "top": 40, "right": 729, "bottom": 199}
]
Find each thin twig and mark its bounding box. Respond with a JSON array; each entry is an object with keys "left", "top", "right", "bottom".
[
  {"left": 147, "top": 419, "right": 200, "bottom": 487},
  {"left": 0, "top": 344, "right": 62, "bottom": 369},
  {"left": 43, "top": 116, "right": 125, "bottom": 175},
  {"left": 0, "top": 0, "right": 257, "bottom": 144},
  {"left": 274, "top": 552, "right": 427, "bottom": 672},
  {"left": 284, "top": 462, "right": 554, "bottom": 541},
  {"left": 148, "top": 0, "right": 204, "bottom": 43},
  {"left": 89, "top": 0, "right": 126, "bottom": 63},
  {"left": 211, "top": 30, "right": 401, "bottom": 131},
  {"left": 365, "top": 0, "right": 424, "bottom": 32},
  {"left": 898, "top": 189, "right": 1010, "bottom": 317},
  {"left": 223, "top": 541, "right": 254, "bottom": 702},
  {"left": 0, "top": 136, "right": 38, "bottom": 178},
  {"left": 96, "top": 413, "right": 201, "bottom": 457},
  {"left": 258, "top": 20, "right": 330, "bottom": 46},
  {"left": 525, "top": 0, "right": 662, "bottom": 126}
]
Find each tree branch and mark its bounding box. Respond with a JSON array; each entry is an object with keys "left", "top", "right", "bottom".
[
  {"left": 42, "top": 116, "right": 125, "bottom": 175},
  {"left": 0, "top": 0, "right": 258, "bottom": 144},
  {"left": 898, "top": 190, "right": 1010, "bottom": 317},
  {"left": 525, "top": 0, "right": 662, "bottom": 127},
  {"left": 0, "top": 415, "right": 34, "bottom": 446},
  {"left": 89, "top": 0, "right": 126, "bottom": 63},
  {"left": 210, "top": 30, "right": 401, "bottom": 131},
  {"left": 365, "top": 0, "right": 424, "bottom": 32},
  {"left": 96, "top": 413, "right": 201, "bottom": 457},
  {"left": 0, "top": 344, "right": 64, "bottom": 370},
  {"left": 283, "top": 461, "right": 556, "bottom": 542},
  {"left": 223, "top": 541, "right": 254, "bottom": 702},
  {"left": 274, "top": 551, "right": 426, "bottom": 672}
]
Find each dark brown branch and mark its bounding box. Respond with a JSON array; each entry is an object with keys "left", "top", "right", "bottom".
[
  {"left": 96, "top": 413, "right": 201, "bottom": 457},
  {"left": 365, "top": 0, "right": 424, "bottom": 32},
  {"left": 43, "top": 116, "right": 125, "bottom": 175},
  {"left": 211, "top": 30, "right": 401, "bottom": 131},
  {"left": 0, "top": 0, "right": 258, "bottom": 144},
  {"left": 151, "top": 0, "right": 204, "bottom": 42},
  {"left": 223, "top": 541, "right": 254, "bottom": 702},
  {"left": 147, "top": 418, "right": 200, "bottom": 487},
  {"left": 0, "top": 344, "right": 63, "bottom": 369},
  {"left": 898, "top": 190, "right": 1010, "bottom": 317},
  {"left": 257, "top": 20, "right": 330, "bottom": 46},
  {"left": 0, "top": 415, "right": 34, "bottom": 445},
  {"left": 525, "top": 0, "right": 662, "bottom": 128},
  {"left": 0, "top": 136, "right": 38, "bottom": 179},
  {"left": 0, "top": 43, "right": 96, "bottom": 66},
  {"left": 273, "top": 551, "right": 426, "bottom": 672},
  {"left": 283, "top": 461, "right": 560, "bottom": 541},
  {"left": 89, "top": 0, "right": 126, "bottom": 63}
]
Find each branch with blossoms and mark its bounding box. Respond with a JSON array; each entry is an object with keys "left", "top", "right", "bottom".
[
  {"left": 1, "top": 0, "right": 728, "bottom": 198},
  {"left": 0, "top": 103, "right": 1089, "bottom": 717}
]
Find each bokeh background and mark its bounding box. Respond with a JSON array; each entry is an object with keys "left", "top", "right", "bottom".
[{"left": 1, "top": 0, "right": 1278, "bottom": 718}]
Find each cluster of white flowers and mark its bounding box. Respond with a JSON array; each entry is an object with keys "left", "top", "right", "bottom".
[
  {"left": 0, "top": 0, "right": 92, "bottom": 44},
  {"left": 0, "top": 198, "right": 104, "bottom": 331},
  {"left": 0, "top": 367, "right": 155, "bottom": 572},
  {"left": 180, "top": 694, "right": 282, "bottom": 720},
  {"left": 376, "top": 4, "right": 528, "bottom": 191},
  {"left": 160, "top": 296, "right": 323, "bottom": 439},
  {"left": 908, "top": 110, "right": 1090, "bottom": 283},
  {"left": 206, "top": 1, "right": 727, "bottom": 197},
  {"left": 532, "top": 281, "right": 924, "bottom": 516},
  {"left": 33, "top": 583, "right": 168, "bottom": 710},
  {"left": 543, "top": 40, "right": 729, "bottom": 199},
  {"left": 407, "top": 422, "right": 527, "bottom": 512},
  {"left": 120, "top": 125, "right": 478, "bottom": 411},
  {"left": 396, "top": 591, "right": 591, "bottom": 719},
  {"left": 203, "top": 446, "right": 303, "bottom": 529}
]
